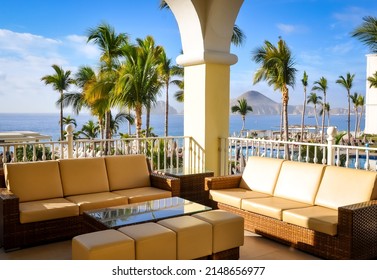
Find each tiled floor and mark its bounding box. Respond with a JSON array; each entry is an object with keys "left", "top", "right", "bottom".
[{"left": 0, "top": 230, "right": 320, "bottom": 260}]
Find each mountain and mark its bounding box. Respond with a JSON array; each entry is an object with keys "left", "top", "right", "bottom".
[
  {"left": 150, "top": 101, "right": 178, "bottom": 115},
  {"left": 231, "top": 90, "right": 348, "bottom": 115}
]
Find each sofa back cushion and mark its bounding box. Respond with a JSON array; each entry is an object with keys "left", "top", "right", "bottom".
[
  {"left": 59, "top": 157, "right": 109, "bottom": 196},
  {"left": 239, "top": 157, "right": 284, "bottom": 195},
  {"left": 315, "top": 166, "right": 377, "bottom": 210},
  {"left": 4, "top": 161, "right": 63, "bottom": 202},
  {"left": 273, "top": 161, "right": 325, "bottom": 204},
  {"left": 105, "top": 155, "right": 151, "bottom": 191}
]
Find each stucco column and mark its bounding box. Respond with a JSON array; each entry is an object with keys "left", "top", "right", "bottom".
[
  {"left": 365, "top": 54, "right": 377, "bottom": 134},
  {"left": 165, "top": 0, "right": 244, "bottom": 175}
]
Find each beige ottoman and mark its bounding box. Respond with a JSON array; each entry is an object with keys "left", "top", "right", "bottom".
[
  {"left": 158, "top": 215, "right": 212, "bottom": 260},
  {"left": 118, "top": 222, "right": 176, "bottom": 260},
  {"left": 72, "top": 229, "right": 135, "bottom": 260},
  {"left": 192, "top": 210, "right": 244, "bottom": 259}
]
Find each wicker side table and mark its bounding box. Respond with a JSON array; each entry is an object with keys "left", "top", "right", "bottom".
[{"left": 155, "top": 169, "right": 214, "bottom": 206}]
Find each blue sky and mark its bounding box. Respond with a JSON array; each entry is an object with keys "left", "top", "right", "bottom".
[{"left": 0, "top": 0, "right": 376, "bottom": 114}]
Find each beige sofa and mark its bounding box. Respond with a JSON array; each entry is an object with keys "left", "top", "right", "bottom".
[
  {"left": 0, "top": 154, "right": 180, "bottom": 251},
  {"left": 206, "top": 156, "right": 377, "bottom": 259}
]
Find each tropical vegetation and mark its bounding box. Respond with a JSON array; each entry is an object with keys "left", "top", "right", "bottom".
[
  {"left": 231, "top": 98, "right": 253, "bottom": 132},
  {"left": 336, "top": 73, "right": 355, "bottom": 143},
  {"left": 251, "top": 37, "right": 297, "bottom": 144},
  {"left": 41, "top": 64, "right": 75, "bottom": 140},
  {"left": 312, "top": 77, "right": 328, "bottom": 143}
]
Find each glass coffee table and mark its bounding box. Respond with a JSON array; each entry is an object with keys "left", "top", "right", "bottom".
[{"left": 83, "top": 196, "right": 212, "bottom": 231}]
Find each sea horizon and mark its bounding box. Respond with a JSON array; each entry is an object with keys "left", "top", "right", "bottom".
[{"left": 0, "top": 112, "right": 364, "bottom": 141}]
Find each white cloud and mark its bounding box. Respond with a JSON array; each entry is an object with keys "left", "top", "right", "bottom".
[
  {"left": 65, "top": 35, "right": 100, "bottom": 60},
  {"left": 0, "top": 29, "right": 87, "bottom": 113},
  {"left": 277, "top": 23, "right": 308, "bottom": 35}
]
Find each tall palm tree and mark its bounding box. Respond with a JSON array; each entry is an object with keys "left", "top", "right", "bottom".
[
  {"left": 114, "top": 36, "right": 162, "bottom": 138},
  {"left": 357, "top": 94, "right": 365, "bottom": 137},
  {"left": 351, "top": 16, "right": 377, "bottom": 53},
  {"left": 368, "top": 71, "right": 377, "bottom": 88},
  {"left": 336, "top": 73, "right": 355, "bottom": 142},
  {"left": 159, "top": 0, "right": 246, "bottom": 47},
  {"left": 350, "top": 92, "right": 360, "bottom": 138},
  {"left": 231, "top": 98, "right": 253, "bottom": 132},
  {"left": 252, "top": 37, "right": 297, "bottom": 145},
  {"left": 351, "top": 93, "right": 365, "bottom": 138},
  {"left": 307, "top": 92, "right": 322, "bottom": 131},
  {"left": 158, "top": 50, "right": 183, "bottom": 136},
  {"left": 41, "top": 64, "right": 75, "bottom": 140},
  {"left": 320, "top": 102, "right": 331, "bottom": 128},
  {"left": 300, "top": 71, "right": 308, "bottom": 141},
  {"left": 312, "top": 77, "right": 328, "bottom": 143},
  {"left": 86, "top": 23, "right": 128, "bottom": 140}
]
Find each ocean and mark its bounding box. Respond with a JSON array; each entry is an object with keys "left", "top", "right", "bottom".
[{"left": 0, "top": 113, "right": 363, "bottom": 141}]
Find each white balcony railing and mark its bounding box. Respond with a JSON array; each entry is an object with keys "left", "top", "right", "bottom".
[
  {"left": 0, "top": 134, "right": 204, "bottom": 173},
  {"left": 2, "top": 126, "right": 376, "bottom": 176}
]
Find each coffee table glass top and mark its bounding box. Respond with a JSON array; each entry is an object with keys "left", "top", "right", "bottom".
[{"left": 84, "top": 197, "right": 211, "bottom": 229}]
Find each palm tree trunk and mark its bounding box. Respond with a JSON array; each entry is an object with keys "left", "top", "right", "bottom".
[
  {"left": 241, "top": 116, "right": 245, "bottom": 131},
  {"left": 60, "top": 91, "right": 64, "bottom": 141},
  {"left": 282, "top": 87, "right": 290, "bottom": 159},
  {"left": 135, "top": 104, "right": 142, "bottom": 139},
  {"left": 300, "top": 88, "right": 306, "bottom": 141},
  {"left": 164, "top": 85, "right": 169, "bottom": 137},
  {"left": 354, "top": 108, "right": 359, "bottom": 139},
  {"left": 146, "top": 105, "right": 151, "bottom": 137},
  {"left": 128, "top": 107, "right": 132, "bottom": 135},
  {"left": 321, "top": 93, "right": 326, "bottom": 144},
  {"left": 347, "top": 91, "right": 351, "bottom": 143}
]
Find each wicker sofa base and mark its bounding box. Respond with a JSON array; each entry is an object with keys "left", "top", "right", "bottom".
[{"left": 216, "top": 202, "right": 377, "bottom": 260}]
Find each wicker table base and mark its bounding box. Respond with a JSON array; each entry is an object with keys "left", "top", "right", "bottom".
[{"left": 155, "top": 169, "right": 214, "bottom": 206}]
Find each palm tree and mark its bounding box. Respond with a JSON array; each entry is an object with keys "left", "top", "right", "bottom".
[
  {"left": 231, "top": 98, "right": 253, "bottom": 132},
  {"left": 159, "top": 0, "right": 246, "bottom": 47},
  {"left": 78, "top": 120, "right": 99, "bottom": 139},
  {"left": 357, "top": 94, "right": 365, "bottom": 137},
  {"left": 336, "top": 73, "right": 355, "bottom": 142},
  {"left": 351, "top": 93, "right": 365, "bottom": 138},
  {"left": 350, "top": 92, "right": 360, "bottom": 138},
  {"left": 158, "top": 50, "right": 183, "bottom": 136},
  {"left": 109, "top": 111, "right": 134, "bottom": 138},
  {"left": 368, "top": 71, "right": 377, "bottom": 88},
  {"left": 41, "top": 64, "right": 75, "bottom": 140},
  {"left": 252, "top": 37, "right": 297, "bottom": 145},
  {"left": 114, "top": 36, "right": 162, "bottom": 138},
  {"left": 300, "top": 71, "right": 308, "bottom": 141},
  {"left": 312, "top": 77, "right": 328, "bottom": 143},
  {"left": 62, "top": 115, "right": 77, "bottom": 127},
  {"left": 86, "top": 23, "right": 128, "bottom": 140},
  {"left": 320, "top": 102, "right": 331, "bottom": 128},
  {"left": 351, "top": 16, "right": 377, "bottom": 53},
  {"left": 307, "top": 92, "right": 322, "bottom": 131}
]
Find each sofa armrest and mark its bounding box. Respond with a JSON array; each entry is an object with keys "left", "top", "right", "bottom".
[
  {"left": 338, "top": 200, "right": 377, "bottom": 259},
  {"left": 205, "top": 175, "right": 242, "bottom": 191},
  {"left": 0, "top": 188, "right": 20, "bottom": 246},
  {"left": 150, "top": 173, "right": 180, "bottom": 197}
]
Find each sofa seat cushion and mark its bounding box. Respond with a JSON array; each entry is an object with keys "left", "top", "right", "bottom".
[
  {"left": 241, "top": 197, "right": 312, "bottom": 220},
  {"left": 273, "top": 161, "right": 325, "bottom": 204},
  {"left": 105, "top": 155, "right": 151, "bottom": 191},
  {"left": 240, "top": 157, "right": 284, "bottom": 194},
  {"left": 283, "top": 206, "right": 338, "bottom": 236},
  {"left": 19, "top": 198, "right": 79, "bottom": 224},
  {"left": 112, "top": 187, "right": 171, "bottom": 204},
  {"left": 59, "top": 157, "right": 110, "bottom": 196},
  {"left": 315, "top": 166, "right": 377, "bottom": 210},
  {"left": 209, "top": 188, "right": 271, "bottom": 208},
  {"left": 65, "top": 192, "right": 128, "bottom": 214},
  {"left": 5, "top": 161, "right": 63, "bottom": 202}
]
